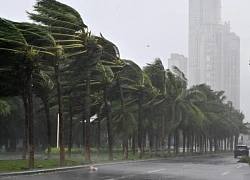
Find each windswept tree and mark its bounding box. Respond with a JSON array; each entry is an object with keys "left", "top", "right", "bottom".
[
  {"left": 144, "top": 58, "right": 167, "bottom": 157},
  {"left": 33, "top": 71, "right": 54, "bottom": 158},
  {"left": 0, "top": 18, "right": 55, "bottom": 168},
  {"left": 28, "top": 0, "right": 89, "bottom": 165}
]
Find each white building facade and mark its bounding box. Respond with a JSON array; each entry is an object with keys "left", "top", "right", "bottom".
[
  {"left": 188, "top": 0, "right": 240, "bottom": 109},
  {"left": 168, "top": 53, "right": 188, "bottom": 77}
]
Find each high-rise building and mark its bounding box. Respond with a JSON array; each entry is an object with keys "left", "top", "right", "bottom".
[
  {"left": 189, "top": 0, "right": 221, "bottom": 89},
  {"left": 168, "top": 53, "right": 188, "bottom": 77},
  {"left": 220, "top": 27, "right": 240, "bottom": 109},
  {"left": 188, "top": 0, "right": 240, "bottom": 109}
]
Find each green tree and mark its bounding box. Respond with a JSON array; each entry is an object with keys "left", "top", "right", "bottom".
[
  {"left": 0, "top": 18, "right": 56, "bottom": 168},
  {"left": 29, "top": 0, "right": 89, "bottom": 165}
]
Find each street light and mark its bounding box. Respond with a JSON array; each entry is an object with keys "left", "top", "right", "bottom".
[{"left": 57, "top": 113, "right": 59, "bottom": 148}]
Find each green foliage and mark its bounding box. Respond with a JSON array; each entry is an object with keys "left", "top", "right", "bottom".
[
  {"left": 0, "top": 99, "right": 10, "bottom": 115},
  {"left": 0, "top": 158, "right": 82, "bottom": 172},
  {"left": 44, "top": 147, "right": 134, "bottom": 154},
  {"left": 45, "top": 148, "right": 82, "bottom": 154},
  {"left": 238, "top": 155, "right": 250, "bottom": 163}
]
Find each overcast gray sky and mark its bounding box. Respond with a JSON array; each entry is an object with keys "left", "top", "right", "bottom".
[{"left": 0, "top": 0, "right": 250, "bottom": 122}]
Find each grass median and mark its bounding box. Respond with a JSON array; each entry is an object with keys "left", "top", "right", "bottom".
[
  {"left": 0, "top": 148, "right": 233, "bottom": 172},
  {"left": 0, "top": 153, "right": 160, "bottom": 172}
]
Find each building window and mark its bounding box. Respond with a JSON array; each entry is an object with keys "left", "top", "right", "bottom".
[{"left": 206, "top": 65, "right": 211, "bottom": 70}]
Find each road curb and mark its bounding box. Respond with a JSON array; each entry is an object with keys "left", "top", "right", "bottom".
[{"left": 0, "top": 152, "right": 233, "bottom": 178}]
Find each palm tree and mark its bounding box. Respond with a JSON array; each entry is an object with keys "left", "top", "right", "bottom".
[
  {"left": 119, "top": 60, "right": 154, "bottom": 159},
  {"left": 144, "top": 59, "right": 167, "bottom": 157},
  {"left": 95, "top": 62, "right": 115, "bottom": 160},
  {"left": 33, "top": 71, "right": 54, "bottom": 158},
  {"left": 95, "top": 35, "right": 124, "bottom": 159},
  {"left": 0, "top": 18, "right": 56, "bottom": 168},
  {"left": 29, "top": 0, "right": 89, "bottom": 165}
]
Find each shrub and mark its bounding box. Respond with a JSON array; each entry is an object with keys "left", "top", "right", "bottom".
[
  {"left": 45, "top": 148, "right": 82, "bottom": 154},
  {"left": 238, "top": 155, "right": 250, "bottom": 163}
]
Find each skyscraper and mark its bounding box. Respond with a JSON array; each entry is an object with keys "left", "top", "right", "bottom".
[
  {"left": 189, "top": 0, "right": 221, "bottom": 89},
  {"left": 188, "top": 0, "right": 240, "bottom": 109},
  {"left": 220, "top": 27, "right": 240, "bottom": 109},
  {"left": 168, "top": 53, "right": 188, "bottom": 77}
]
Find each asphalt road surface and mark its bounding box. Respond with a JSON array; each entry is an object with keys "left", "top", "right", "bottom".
[{"left": 1, "top": 154, "right": 250, "bottom": 180}]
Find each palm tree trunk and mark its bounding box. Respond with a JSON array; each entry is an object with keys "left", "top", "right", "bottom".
[
  {"left": 137, "top": 91, "right": 143, "bottom": 159},
  {"left": 54, "top": 64, "right": 65, "bottom": 166},
  {"left": 230, "top": 136, "right": 234, "bottom": 151},
  {"left": 161, "top": 101, "right": 165, "bottom": 158},
  {"left": 97, "top": 111, "right": 101, "bottom": 155},
  {"left": 209, "top": 138, "right": 213, "bottom": 153},
  {"left": 148, "top": 131, "right": 153, "bottom": 158},
  {"left": 104, "top": 86, "right": 113, "bottom": 161},
  {"left": 234, "top": 134, "right": 239, "bottom": 147},
  {"left": 148, "top": 107, "right": 154, "bottom": 158},
  {"left": 82, "top": 104, "right": 86, "bottom": 155},
  {"left": 27, "top": 78, "right": 34, "bottom": 169},
  {"left": 117, "top": 76, "right": 128, "bottom": 160},
  {"left": 191, "top": 134, "right": 196, "bottom": 154},
  {"left": 187, "top": 132, "right": 190, "bottom": 154},
  {"left": 168, "top": 133, "right": 171, "bottom": 155},
  {"left": 204, "top": 136, "right": 207, "bottom": 154},
  {"left": 43, "top": 98, "right": 51, "bottom": 159},
  {"left": 214, "top": 137, "right": 218, "bottom": 152},
  {"left": 225, "top": 138, "right": 227, "bottom": 151},
  {"left": 182, "top": 130, "right": 186, "bottom": 155},
  {"left": 200, "top": 134, "right": 203, "bottom": 154},
  {"left": 132, "top": 133, "right": 135, "bottom": 155},
  {"left": 155, "top": 123, "right": 159, "bottom": 155},
  {"left": 68, "top": 94, "right": 73, "bottom": 157},
  {"left": 85, "top": 72, "right": 91, "bottom": 164},
  {"left": 142, "top": 132, "right": 146, "bottom": 155},
  {"left": 175, "top": 129, "right": 179, "bottom": 155},
  {"left": 22, "top": 95, "right": 29, "bottom": 160},
  {"left": 227, "top": 137, "right": 230, "bottom": 151}
]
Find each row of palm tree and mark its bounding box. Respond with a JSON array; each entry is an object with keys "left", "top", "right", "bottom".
[{"left": 0, "top": 0, "right": 248, "bottom": 169}]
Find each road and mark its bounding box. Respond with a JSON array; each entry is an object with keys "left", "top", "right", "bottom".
[{"left": 1, "top": 154, "right": 250, "bottom": 180}]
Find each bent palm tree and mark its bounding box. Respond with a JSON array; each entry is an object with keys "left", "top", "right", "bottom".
[
  {"left": 0, "top": 18, "right": 55, "bottom": 168},
  {"left": 29, "top": 0, "right": 88, "bottom": 165},
  {"left": 144, "top": 58, "right": 167, "bottom": 157}
]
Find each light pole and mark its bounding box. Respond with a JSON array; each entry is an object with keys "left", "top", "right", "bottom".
[{"left": 57, "top": 113, "right": 59, "bottom": 148}]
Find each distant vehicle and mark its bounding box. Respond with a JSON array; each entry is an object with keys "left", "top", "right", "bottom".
[{"left": 234, "top": 145, "right": 249, "bottom": 158}]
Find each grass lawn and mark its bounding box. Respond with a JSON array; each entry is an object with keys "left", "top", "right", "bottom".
[
  {"left": 0, "top": 153, "right": 160, "bottom": 172},
  {"left": 0, "top": 157, "right": 84, "bottom": 172}
]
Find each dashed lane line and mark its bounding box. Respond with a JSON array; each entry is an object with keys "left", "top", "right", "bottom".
[
  {"left": 221, "top": 171, "right": 230, "bottom": 176},
  {"left": 147, "top": 169, "right": 165, "bottom": 174}
]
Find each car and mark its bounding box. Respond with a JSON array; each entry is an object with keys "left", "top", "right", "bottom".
[{"left": 234, "top": 145, "right": 249, "bottom": 158}]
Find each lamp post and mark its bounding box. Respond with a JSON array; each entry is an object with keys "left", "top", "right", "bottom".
[{"left": 57, "top": 113, "right": 59, "bottom": 148}]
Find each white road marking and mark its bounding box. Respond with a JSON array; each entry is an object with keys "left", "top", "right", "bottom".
[
  {"left": 183, "top": 164, "right": 187, "bottom": 166},
  {"left": 147, "top": 169, "right": 165, "bottom": 174},
  {"left": 221, "top": 171, "right": 230, "bottom": 176},
  {"left": 236, "top": 165, "right": 242, "bottom": 169},
  {"left": 106, "top": 175, "right": 136, "bottom": 180}
]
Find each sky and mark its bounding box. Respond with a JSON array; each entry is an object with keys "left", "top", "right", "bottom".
[{"left": 0, "top": 0, "right": 250, "bottom": 122}]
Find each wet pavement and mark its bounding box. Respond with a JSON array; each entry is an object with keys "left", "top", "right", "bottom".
[{"left": 1, "top": 154, "right": 250, "bottom": 180}]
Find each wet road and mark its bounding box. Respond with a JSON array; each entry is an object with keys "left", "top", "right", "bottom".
[{"left": 1, "top": 154, "right": 250, "bottom": 180}]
